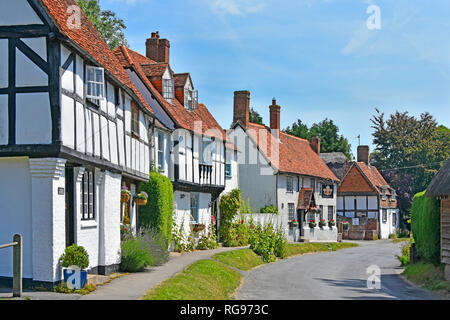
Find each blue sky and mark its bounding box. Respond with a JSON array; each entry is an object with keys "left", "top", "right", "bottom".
[{"left": 102, "top": 0, "right": 450, "bottom": 157}]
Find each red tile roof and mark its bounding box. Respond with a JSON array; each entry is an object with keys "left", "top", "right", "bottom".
[
  {"left": 338, "top": 162, "right": 392, "bottom": 195},
  {"left": 245, "top": 122, "right": 339, "bottom": 181},
  {"left": 141, "top": 63, "right": 170, "bottom": 78},
  {"left": 39, "top": 0, "right": 153, "bottom": 115},
  {"left": 113, "top": 46, "right": 235, "bottom": 148},
  {"left": 174, "top": 73, "right": 190, "bottom": 87}
]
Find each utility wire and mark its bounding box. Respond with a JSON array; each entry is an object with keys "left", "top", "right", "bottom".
[{"left": 379, "top": 161, "right": 444, "bottom": 172}]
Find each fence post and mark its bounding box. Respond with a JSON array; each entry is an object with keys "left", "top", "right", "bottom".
[
  {"left": 409, "top": 242, "right": 417, "bottom": 265},
  {"left": 13, "top": 234, "right": 22, "bottom": 297}
]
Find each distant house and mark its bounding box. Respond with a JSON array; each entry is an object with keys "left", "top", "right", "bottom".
[
  {"left": 426, "top": 158, "right": 450, "bottom": 281},
  {"left": 320, "top": 152, "right": 351, "bottom": 181},
  {"left": 335, "top": 146, "right": 399, "bottom": 240},
  {"left": 227, "top": 91, "right": 340, "bottom": 242}
]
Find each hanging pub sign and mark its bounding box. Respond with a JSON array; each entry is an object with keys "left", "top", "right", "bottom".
[{"left": 321, "top": 184, "right": 334, "bottom": 198}]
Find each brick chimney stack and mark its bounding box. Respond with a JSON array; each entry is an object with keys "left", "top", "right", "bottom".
[
  {"left": 357, "top": 145, "right": 370, "bottom": 165},
  {"left": 233, "top": 91, "right": 250, "bottom": 128},
  {"left": 311, "top": 137, "right": 321, "bottom": 156},
  {"left": 269, "top": 98, "right": 281, "bottom": 131},
  {"left": 146, "top": 31, "right": 170, "bottom": 63}
]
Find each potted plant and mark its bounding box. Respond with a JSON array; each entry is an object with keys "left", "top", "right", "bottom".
[
  {"left": 133, "top": 191, "right": 148, "bottom": 206},
  {"left": 309, "top": 219, "right": 317, "bottom": 228},
  {"left": 319, "top": 219, "right": 326, "bottom": 228},
  {"left": 121, "top": 186, "right": 131, "bottom": 203},
  {"left": 289, "top": 219, "right": 299, "bottom": 228},
  {"left": 193, "top": 223, "right": 206, "bottom": 232},
  {"left": 328, "top": 219, "right": 336, "bottom": 228},
  {"left": 58, "top": 245, "right": 89, "bottom": 290}
]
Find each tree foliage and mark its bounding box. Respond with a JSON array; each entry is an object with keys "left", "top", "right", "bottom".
[
  {"left": 370, "top": 109, "right": 449, "bottom": 223},
  {"left": 249, "top": 108, "right": 264, "bottom": 125},
  {"left": 76, "top": 0, "right": 128, "bottom": 50},
  {"left": 283, "top": 118, "right": 353, "bottom": 159}
]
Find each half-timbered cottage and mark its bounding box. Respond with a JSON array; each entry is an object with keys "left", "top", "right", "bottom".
[
  {"left": 228, "top": 91, "right": 340, "bottom": 242},
  {"left": 336, "top": 146, "right": 399, "bottom": 240},
  {"left": 426, "top": 158, "right": 450, "bottom": 280},
  {"left": 0, "top": 0, "right": 155, "bottom": 287},
  {"left": 113, "top": 34, "right": 236, "bottom": 240}
]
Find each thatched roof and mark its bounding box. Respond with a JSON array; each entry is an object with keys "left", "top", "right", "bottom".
[
  {"left": 426, "top": 158, "right": 450, "bottom": 197},
  {"left": 320, "top": 152, "right": 351, "bottom": 181}
]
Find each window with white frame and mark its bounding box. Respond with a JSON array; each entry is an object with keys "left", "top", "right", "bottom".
[
  {"left": 328, "top": 206, "right": 334, "bottom": 221},
  {"left": 163, "top": 79, "right": 174, "bottom": 101},
  {"left": 382, "top": 209, "right": 387, "bottom": 223},
  {"left": 157, "top": 132, "right": 165, "bottom": 172},
  {"left": 391, "top": 191, "right": 396, "bottom": 201},
  {"left": 392, "top": 211, "right": 396, "bottom": 227},
  {"left": 201, "top": 138, "right": 214, "bottom": 165},
  {"left": 311, "top": 178, "right": 316, "bottom": 193},
  {"left": 81, "top": 170, "right": 95, "bottom": 221},
  {"left": 184, "top": 89, "right": 198, "bottom": 110},
  {"left": 225, "top": 163, "right": 232, "bottom": 178},
  {"left": 286, "top": 176, "right": 293, "bottom": 193},
  {"left": 288, "top": 203, "right": 295, "bottom": 220},
  {"left": 86, "top": 66, "right": 105, "bottom": 102},
  {"left": 131, "top": 101, "right": 139, "bottom": 136},
  {"left": 382, "top": 189, "right": 387, "bottom": 200}
]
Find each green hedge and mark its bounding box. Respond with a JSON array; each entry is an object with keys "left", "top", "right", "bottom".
[
  {"left": 411, "top": 191, "right": 441, "bottom": 264},
  {"left": 138, "top": 171, "right": 174, "bottom": 245}
]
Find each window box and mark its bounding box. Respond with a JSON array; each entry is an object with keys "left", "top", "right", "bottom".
[
  {"left": 309, "top": 220, "right": 317, "bottom": 228},
  {"left": 289, "top": 219, "right": 298, "bottom": 228},
  {"left": 328, "top": 219, "right": 336, "bottom": 228},
  {"left": 319, "top": 219, "right": 326, "bottom": 228}
]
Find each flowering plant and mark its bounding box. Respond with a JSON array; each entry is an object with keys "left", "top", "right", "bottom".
[
  {"left": 121, "top": 186, "right": 131, "bottom": 195},
  {"left": 133, "top": 191, "right": 148, "bottom": 200},
  {"left": 309, "top": 219, "right": 317, "bottom": 228},
  {"left": 289, "top": 219, "right": 298, "bottom": 228},
  {"left": 319, "top": 219, "right": 326, "bottom": 228},
  {"left": 328, "top": 219, "right": 336, "bottom": 227}
]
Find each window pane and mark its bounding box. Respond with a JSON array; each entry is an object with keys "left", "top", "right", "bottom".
[
  {"left": 87, "top": 68, "right": 94, "bottom": 82},
  {"left": 95, "top": 68, "right": 103, "bottom": 82}
]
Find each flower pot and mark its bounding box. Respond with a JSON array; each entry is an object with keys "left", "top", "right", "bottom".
[
  {"left": 309, "top": 223, "right": 316, "bottom": 228},
  {"left": 193, "top": 224, "right": 205, "bottom": 232},
  {"left": 289, "top": 222, "right": 298, "bottom": 228},
  {"left": 63, "top": 268, "right": 88, "bottom": 290},
  {"left": 121, "top": 193, "right": 131, "bottom": 203},
  {"left": 134, "top": 198, "right": 147, "bottom": 206},
  {"left": 328, "top": 222, "right": 335, "bottom": 228}
]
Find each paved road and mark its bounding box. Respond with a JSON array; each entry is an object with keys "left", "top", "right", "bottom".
[{"left": 236, "top": 240, "right": 442, "bottom": 300}]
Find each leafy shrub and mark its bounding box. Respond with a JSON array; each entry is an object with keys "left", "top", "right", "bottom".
[
  {"left": 138, "top": 228, "right": 169, "bottom": 266},
  {"left": 274, "top": 227, "right": 287, "bottom": 259},
  {"left": 172, "top": 222, "right": 187, "bottom": 253},
  {"left": 389, "top": 233, "right": 398, "bottom": 239},
  {"left": 397, "top": 243, "right": 410, "bottom": 266},
  {"left": 121, "top": 224, "right": 133, "bottom": 241},
  {"left": 197, "top": 224, "right": 217, "bottom": 250},
  {"left": 59, "top": 245, "right": 89, "bottom": 269},
  {"left": 219, "top": 189, "right": 242, "bottom": 246},
  {"left": 240, "top": 198, "right": 252, "bottom": 214},
  {"left": 120, "top": 237, "right": 154, "bottom": 272},
  {"left": 411, "top": 191, "right": 441, "bottom": 263},
  {"left": 249, "top": 223, "right": 277, "bottom": 263},
  {"left": 259, "top": 205, "right": 279, "bottom": 214},
  {"left": 138, "top": 171, "right": 174, "bottom": 245}
]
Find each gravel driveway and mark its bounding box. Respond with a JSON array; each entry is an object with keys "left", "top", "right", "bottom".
[{"left": 236, "top": 240, "right": 442, "bottom": 300}]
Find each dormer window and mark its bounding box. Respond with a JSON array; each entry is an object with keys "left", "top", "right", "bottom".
[
  {"left": 201, "top": 137, "right": 214, "bottom": 165},
  {"left": 163, "top": 79, "right": 174, "bottom": 101},
  {"left": 86, "top": 66, "right": 105, "bottom": 101},
  {"left": 391, "top": 191, "right": 396, "bottom": 201},
  {"left": 382, "top": 189, "right": 387, "bottom": 200},
  {"left": 184, "top": 89, "right": 198, "bottom": 111}
]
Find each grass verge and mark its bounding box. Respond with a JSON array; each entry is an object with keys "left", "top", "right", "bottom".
[
  {"left": 392, "top": 238, "right": 410, "bottom": 243},
  {"left": 213, "top": 249, "right": 265, "bottom": 271},
  {"left": 142, "top": 260, "right": 242, "bottom": 300},
  {"left": 402, "top": 261, "right": 450, "bottom": 294},
  {"left": 327, "top": 242, "right": 359, "bottom": 251},
  {"left": 284, "top": 242, "right": 358, "bottom": 257}
]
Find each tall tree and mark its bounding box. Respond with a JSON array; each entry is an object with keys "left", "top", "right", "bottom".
[
  {"left": 249, "top": 108, "right": 264, "bottom": 125},
  {"left": 370, "top": 109, "right": 450, "bottom": 226},
  {"left": 283, "top": 118, "right": 353, "bottom": 160},
  {"left": 76, "top": 0, "right": 128, "bottom": 50}
]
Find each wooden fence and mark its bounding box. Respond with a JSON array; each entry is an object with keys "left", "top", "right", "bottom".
[{"left": 0, "top": 234, "right": 22, "bottom": 297}]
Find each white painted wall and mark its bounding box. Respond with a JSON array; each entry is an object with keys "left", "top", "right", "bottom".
[
  {"left": 0, "top": 157, "right": 33, "bottom": 279},
  {"left": 0, "top": 94, "right": 8, "bottom": 145},
  {"left": 0, "top": 0, "right": 43, "bottom": 26},
  {"left": 16, "top": 48, "right": 47, "bottom": 87},
  {"left": 16, "top": 92, "right": 52, "bottom": 144}
]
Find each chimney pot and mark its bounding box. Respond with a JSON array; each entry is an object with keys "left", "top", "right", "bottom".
[
  {"left": 311, "top": 136, "right": 321, "bottom": 156},
  {"left": 233, "top": 91, "right": 250, "bottom": 128},
  {"left": 146, "top": 32, "right": 170, "bottom": 63},
  {"left": 357, "top": 145, "right": 370, "bottom": 165},
  {"left": 269, "top": 99, "right": 281, "bottom": 131}
]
